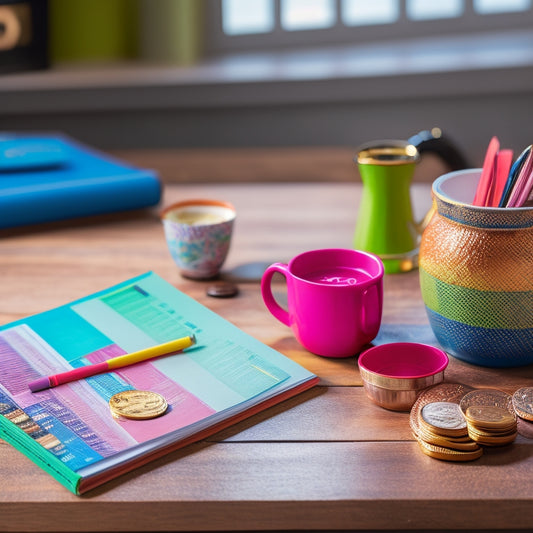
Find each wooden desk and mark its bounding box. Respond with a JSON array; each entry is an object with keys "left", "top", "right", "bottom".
[{"left": 2, "top": 182, "right": 533, "bottom": 532}]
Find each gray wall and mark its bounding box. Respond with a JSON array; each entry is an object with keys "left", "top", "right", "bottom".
[{"left": 2, "top": 30, "right": 533, "bottom": 166}]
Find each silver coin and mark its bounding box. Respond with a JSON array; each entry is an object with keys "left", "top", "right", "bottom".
[
  {"left": 421, "top": 401, "right": 467, "bottom": 430},
  {"left": 512, "top": 387, "right": 533, "bottom": 422}
]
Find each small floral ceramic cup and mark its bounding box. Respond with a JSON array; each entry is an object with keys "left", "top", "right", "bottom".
[{"left": 161, "top": 199, "right": 236, "bottom": 279}]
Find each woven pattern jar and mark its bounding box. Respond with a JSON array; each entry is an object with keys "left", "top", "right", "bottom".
[{"left": 419, "top": 169, "right": 533, "bottom": 367}]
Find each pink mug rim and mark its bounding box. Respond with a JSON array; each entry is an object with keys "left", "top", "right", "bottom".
[{"left": 287, "top": 248, "right": 384, "bottom": 288}]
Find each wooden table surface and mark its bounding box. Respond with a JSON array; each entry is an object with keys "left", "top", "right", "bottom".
[{"left": 2, "top": 181, "right": 533, "bottom": 533}]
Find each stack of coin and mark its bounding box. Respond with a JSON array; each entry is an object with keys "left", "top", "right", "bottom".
[
  {"left": 410, "top": 383, "right": 483, "bottom": 462},
  {"left": 460, "top": 389, "right": 517, "bottom": 447},
  {"left": 415, "top": 401, "right": 483, "bottom": 461},
  {"left": 109, "top": 390, "right": 168, "bottom": 420},
  {"left": 410, "top": 382, "right": 475, "bottom": 436}
]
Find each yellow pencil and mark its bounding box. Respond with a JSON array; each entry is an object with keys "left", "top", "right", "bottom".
[{"left": 29, "top": 334, "right": 196, "bottom": 392}]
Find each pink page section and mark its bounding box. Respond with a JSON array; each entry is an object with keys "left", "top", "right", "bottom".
[
  {"left": 86, "top": 350, "right": 216, "bottom": 443},
  {"left": 0, "top": 331, "right": 136, "bottom": 454}
]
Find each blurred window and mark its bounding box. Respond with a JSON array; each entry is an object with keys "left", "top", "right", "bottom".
[
  {"left": 222, "top": 0, "right": 275, "bottom": 34},
  {"left": 474, "top": 0, "right": 531, "bottom": 13},
  {"left": 207, "top": 0, "right": 533, "bottom": 54},
  {"left": 281, "top": 0, "right": 336, "bottom": 31},
  {"left": 406, "top": 0, "right": 463, "bottom": 20},
  {"left": 342, "top": 0, "right": 400, "bottom": 26}
]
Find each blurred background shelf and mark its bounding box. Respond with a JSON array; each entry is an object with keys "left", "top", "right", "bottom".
[{"left": 1, "top": 1, "right": 533, "bottom": 178}]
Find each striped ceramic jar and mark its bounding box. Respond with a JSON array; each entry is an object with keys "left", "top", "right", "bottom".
[{"left": 419, "top": 169, "right": 533, "bottom": 367}]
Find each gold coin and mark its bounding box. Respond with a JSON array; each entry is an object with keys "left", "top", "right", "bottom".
[
  {"left": 467, "top": 423, "right": 517, "bottom": 439},
  {"left": 468, "top": 429, "right": 517, "bottom": 447},
  {"left": 420, "top": 401, "right": 468, "bottom": 437},
  {"left": 416, "top": 437, "right": 483, "bottom": 462},
  {"left": 459, "top": 389, "right": 513, "bottom": 416},
  {"left": 416, "top": 425, "right": 479, "bottom": 452},
  {"left": 512, "top": 387, "right": 533, "bottom": 422},
  {"left": 417, "top": 427, "right": 473, "bottom": 443},
  {"left": 465, "top": 405, "right": 517, "bottom": 431},
  {"left": 109, "top": 390, "right": 168, "bottom": 420}
]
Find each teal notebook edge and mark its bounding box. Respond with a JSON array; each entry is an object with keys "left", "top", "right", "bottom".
[
  {"left": 0, "top": 414, "right": 81, "bottom": 494},
  {"left": 0, "top": 133, "right": 161, "bottom": 229}
]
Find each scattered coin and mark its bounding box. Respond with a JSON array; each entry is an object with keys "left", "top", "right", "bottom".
[
  {"left": 206, "top": 281, "right": 239, "bottom": 298},
  {"left": 109, "top": 390, "right": 168, "bottom": 420},
  {"left": 512, "top": 387, "right": 533, "bottom": 422}
]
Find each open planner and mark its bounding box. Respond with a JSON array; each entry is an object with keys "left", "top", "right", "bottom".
[{"left": 0, "top": 272, "right": 318, "bottom": 494}]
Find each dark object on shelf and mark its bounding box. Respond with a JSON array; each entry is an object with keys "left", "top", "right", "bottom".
[
  {"left": 408, "top": 128, "right": 470, "bottom": 171},
  {"left": 0, "top": 0, "right": 49, "bottom": 74}
]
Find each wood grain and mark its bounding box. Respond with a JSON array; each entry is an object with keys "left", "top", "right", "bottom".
[
  {"left": 208, "top": 386, "right": 414, "bottom": 442},
  {"left": 1, "top": 181, "right": 532, "bottom": 533},
  {"left": 3, "top": 440, "right": 533, "bottom": 531}
]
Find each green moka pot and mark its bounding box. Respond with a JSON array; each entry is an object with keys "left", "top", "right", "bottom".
[{"left": 354, "top": 140, "right": 424, "bottom": 274}]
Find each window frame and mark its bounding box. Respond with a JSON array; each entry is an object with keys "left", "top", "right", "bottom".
[{"left": 203, "top": 0, "right": 533, "bottom": 56}]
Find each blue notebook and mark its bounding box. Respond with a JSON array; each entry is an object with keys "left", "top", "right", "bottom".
[{"left": 0, "top": 134, "right": 162, "bottom": 228}]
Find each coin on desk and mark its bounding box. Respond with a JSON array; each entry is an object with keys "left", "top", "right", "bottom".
[
  {"left": 466, "top": 424, "right": 518, "bottom": 447},
  {"left": 464, "top": 405, "right": 516, "bottom": 431},
  {"left": 109, "top": 390, "right": 168, "bottom": 420},
  {"left": 206, "top": 281, "right": 239, "bottom": 298},
  {"left": 512, "top": 387, "right": 533, "bottom": 422},
  {"left": 459, "top": 389, "right": 514, "bottom": 416},
  {"left": 460, "top": 389, "right": 517, "bottom": 446},
  {"left": 416, "top": 437, "right": 483, "bottom": 462},
  {"left": 416, "top": 424, "right": 479, "bottom": 452},
  {"left": 420, "top": 401, "right": 468, "bottom": 438},
  {"left": 409, "top": 382, "right": 474, "bottom": 437}
]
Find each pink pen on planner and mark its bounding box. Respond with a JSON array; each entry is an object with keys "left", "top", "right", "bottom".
[
  {"left": 28, "top": 334, "right": 196, "bottom": 392},
  {"left": 473, "top": 136, "right": 499, "bottom": 207},
  {"left": 488, "top": 148, "right": 513, "bottom": 207}
]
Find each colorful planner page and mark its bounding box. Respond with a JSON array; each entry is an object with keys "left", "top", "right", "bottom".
[{"left": 0, "top": 272, "right": 317, "bottom": 493}]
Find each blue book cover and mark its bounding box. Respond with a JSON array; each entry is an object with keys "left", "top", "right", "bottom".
[{"left": 0, "top": 133, "right": 162, "bottom": 228}]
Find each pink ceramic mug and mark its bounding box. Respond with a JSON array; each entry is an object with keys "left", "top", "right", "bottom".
[{"left": 261, "top": 248, "right": 384, "bottom": 358}]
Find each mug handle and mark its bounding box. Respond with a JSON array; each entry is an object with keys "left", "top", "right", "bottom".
[
  {"left": 361, "top": 281, "right": 383, "bottom": 336},
  {"left": 261, "top": 263, "right": 291, "bottom": 327}
]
